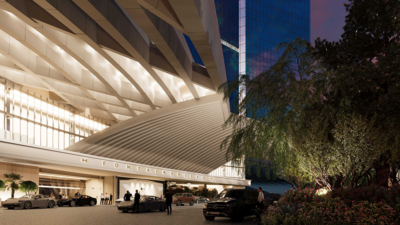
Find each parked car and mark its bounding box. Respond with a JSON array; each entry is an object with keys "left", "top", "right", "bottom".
[
  {"left": 117, "top": 195, "right": 166, "bottom": 213},
  {"left": 3, "top": 194, "right": 56, "bottom": 209},
  {"left": 172, "top": 193, "right": 195, "bottom": 206},
  {"left": 195, "top": 196, "right": 209, "bottom": 203},
  {"left": 115, "top": 196, "right": 134, "bottom": 204},
  {"left": 203, "top": 188, "right": 259, "bottom": 222},
  {"left": 57, "top": 195, "right": 97, "bottom": 207}
]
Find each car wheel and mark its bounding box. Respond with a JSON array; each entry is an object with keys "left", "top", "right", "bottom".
[
  {"left": 48, "top": 201, "right": 55, "bottom": 208},
  {"left": 205, "top": 216, "right": 215, "bottom": 221},
  {"left": 24, "top": 201, "right": 32, "bottom": 209},
  {"left": 69, "top": 201, "right": 76, "bottom": 207},
  {"left": 159, "top": 203, "right": 167, "bottom": 212},
  {"left": 139, "top": 204, "right": 145, "bottom": 213},
  {"left": 190, "top": 200, "right": 194, "bottom": 206},
  {"left": 89, "top": 200, "right": 95, "bottom": 206},
  {"left": 176, "top": 200, "right": 181, "bottom": 206}
]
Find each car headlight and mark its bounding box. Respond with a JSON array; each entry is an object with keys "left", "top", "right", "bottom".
[{"left": 203, "top": 203, "right": 208, "bottom": 209}]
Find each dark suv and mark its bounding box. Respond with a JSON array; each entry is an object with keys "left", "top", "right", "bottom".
[{"left": 203, "top": 188, "right": 259, "bottom": 221}]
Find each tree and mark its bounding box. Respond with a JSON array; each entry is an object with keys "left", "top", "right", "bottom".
[
  {"left": 0, "top": 180, "right": 5, "bottom": 192},
  {"left": 19, "top": 181, "right": 38, "bottom": 194},
  {"left": 3, "top": 173, "right": 22, "bottom": 198},
  {"left": 218, "top": 38, "right": 320, "bottom": 188},
  {"left": 312, "top": 0, "right": 400, "bottom": 186}
]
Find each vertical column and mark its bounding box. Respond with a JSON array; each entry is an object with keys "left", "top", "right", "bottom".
[{"left": 239, "top": 0, "right": 246, "bottom": 105}]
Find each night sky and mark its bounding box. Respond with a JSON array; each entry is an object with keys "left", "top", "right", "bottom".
[{"left": 311, "top": 0, "right": 349, "bottom": 43}]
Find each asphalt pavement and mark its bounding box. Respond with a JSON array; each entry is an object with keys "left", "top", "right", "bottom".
[{"left": 0, "top": 203, "right": 258, "bottom": 225}]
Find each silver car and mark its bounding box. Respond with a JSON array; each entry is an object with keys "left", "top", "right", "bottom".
[{"left": 3, "top": 194, "right": 57, "bottom": 209}]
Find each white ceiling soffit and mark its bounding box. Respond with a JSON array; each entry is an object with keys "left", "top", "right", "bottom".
[{"left": 66, "top": 94, "right": 232, "bottom": 174}]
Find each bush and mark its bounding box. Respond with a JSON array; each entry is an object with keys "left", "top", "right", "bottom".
[
  {"left": 262, "top": 185, "right": 400, "bottom": 224},
  {"left": 0, "top": 180, "right": 5, "bottom": 191},
  {"left": 19, "top": 181, "right": 38, "bottom": 194}
]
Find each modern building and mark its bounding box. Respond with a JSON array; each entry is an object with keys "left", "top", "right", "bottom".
[
  {"left": 214, "top": 0, "right": 310, "bottom": 109},
  {"left": 0, "top": 0, "right": 310, "bottom": 204}
]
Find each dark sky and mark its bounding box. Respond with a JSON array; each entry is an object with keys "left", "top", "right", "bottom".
[{"left": 311, "top": 0, "right": 349, "bottom": 44}]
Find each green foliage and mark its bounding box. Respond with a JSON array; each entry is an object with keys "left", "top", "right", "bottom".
[
  {"left": 312, "top": 0, "right": 400, "bottom": 186},
  {"left": 263, "top": 185, "right": 400, "bottom": 224},
  {"left": 0, "top": 179, "right": 5, "bottom": 191},
  {"left": 19, "top": 181, "right": 38, "bottom": 194},
  {"left": 219, "top": 0, "right": 400, "bottom": 189},
  {"left": 218, "top": 38, "right": 318, "bottom": 187},
  {"left": 3, "top": 173, "right": 22, "bottom": 198}
]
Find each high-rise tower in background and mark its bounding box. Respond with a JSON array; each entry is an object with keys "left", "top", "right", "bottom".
[{"left": 215, "top": 0, "right": 310, "bottom": 111}]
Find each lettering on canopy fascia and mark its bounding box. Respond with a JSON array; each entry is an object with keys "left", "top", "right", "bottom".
[
  {"left": 114, "top": 163, "right": 119, "bottom": 168},
  {"left": 81, "top": 158, "right": 87, "bottom": 163},
  {"left": 162, "top": 171, "right": 166, "bottom": 175},
  {"left": 102, "top": 161, "right": 106, "bottom": 166},
  {"left": 126, "top": 165, "right": 131, "bottom": 170},
  {"left": 146, "top": 168, "right": 150, "bottom": 173},
  {"left": 155, "top": 169, "right": 157, "bottom": 173},
  {"left": 170, "top": 172, "right": 173, "bottom": 176},
  {"left": 177, "top": 173, "right": 180, "bottom": 177}
]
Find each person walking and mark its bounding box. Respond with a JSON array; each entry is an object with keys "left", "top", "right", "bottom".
[
  {"left": 109, "top": 194, "right": 113, "bottom": 205},
  {"left": 132, "top": 190, "right": 140, "bottom": 213},
  {"left": 100, "top": 193, "right": 104, "bottom": 205},
  {"left": 58, "top": 192, "right": 62, "bottom": 200},
  {"left": 165, "top": 190, "right": 172, "bottom": 215}
]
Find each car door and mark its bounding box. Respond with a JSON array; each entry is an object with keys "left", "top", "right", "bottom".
[
  {"left": 77, "top": 196, "right": 85, "bottom": 205},
  {"left": 146, "top": 196, "right": 157, "bottom": 210},
  {"left": 34, "top": 195, "right": 47, "bottom": 207},
  {"left": 81, "top": 196, "right": 90, "bottom": 205}
]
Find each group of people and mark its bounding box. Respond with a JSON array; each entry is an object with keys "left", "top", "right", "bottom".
[
  {"left": 58, "top": 192, "right": 69, "bottom": 200},
  {"left": 123, "top": 189, "right": 173, "bottom": 215},
  {"left": 100, "top": 193, "right": 113, "bottom": 205}
]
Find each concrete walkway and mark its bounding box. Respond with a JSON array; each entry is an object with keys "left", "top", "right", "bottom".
[{"left": 0, "top": 204, "right": 258, "bottom": 225}]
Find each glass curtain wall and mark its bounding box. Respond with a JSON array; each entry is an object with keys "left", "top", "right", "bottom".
[
  {"left": 0, "top": 83, "right": 109, "bottom": 149},
  {"left": 245, "top": 0, "right": 310, "bottom": 79}
]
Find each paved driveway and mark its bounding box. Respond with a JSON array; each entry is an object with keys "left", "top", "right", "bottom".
[{"left": 0, "top": 203, "right": 258, "bottom": 225}]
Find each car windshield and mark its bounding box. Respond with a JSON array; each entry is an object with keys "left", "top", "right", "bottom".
[
  {"left": 140, "top": 197, "right": 147, "bottom": 201},
  {"left": 174, "top": 194, "right": 183, "bottom": 197},
  {"left": 20, "top": 195, "right": 34, "bottom": 199},
  {"left": 218, "top": 190, "right": 244, "bottom": 198}
]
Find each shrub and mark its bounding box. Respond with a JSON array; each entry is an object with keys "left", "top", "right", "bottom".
[{"left": 262, "top": 185, "right": 400, "bottom": 224}]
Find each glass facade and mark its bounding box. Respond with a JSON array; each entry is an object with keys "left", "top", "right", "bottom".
[
  {"left": 0, "top": 82, "right": 109, "bottom": 149},
  {"left": 245, "top": 0, "right": 310, "bottom": 79},
  {"left": 214, "top": 0, "right": 310, "bottom": 111}
]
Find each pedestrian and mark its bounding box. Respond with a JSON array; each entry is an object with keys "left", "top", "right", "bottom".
[
  {"left": 165, "top": 190, "right": 172, "bottom": 215},
  {"left": 58, "top": 192, "right": 62, "bottom": 200},
  {"left": 105, "top": 193, "right": 109, "bottom": 205},
  {"left": 100, "top": 193, "right": 104, "bottom": 205},
  {"left": 109, "top": 194, "right": 113, "bottom": 205},
  {"left": 75, "top": 191, "right": 81, "bottom": 197},
  {"left": 132, "top": 190, "right": 140, "bottom": 213}
]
